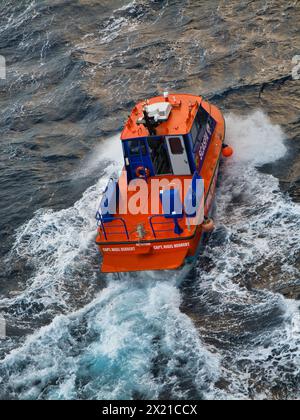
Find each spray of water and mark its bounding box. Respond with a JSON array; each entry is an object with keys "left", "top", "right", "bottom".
[
  {"left": 184, "top": 111, "right": 300, "bottom": 399},
  {"left": 0, "top": 110, "right": 299, "bottom": 400}
]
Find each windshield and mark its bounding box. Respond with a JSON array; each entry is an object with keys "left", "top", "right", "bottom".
[{"left": 127, "top": 139, "right": 147, "bottom": 156}]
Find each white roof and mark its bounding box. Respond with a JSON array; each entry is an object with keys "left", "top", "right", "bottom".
[{"left": 144, "top": 102, "right": 172, "bottom": 122}]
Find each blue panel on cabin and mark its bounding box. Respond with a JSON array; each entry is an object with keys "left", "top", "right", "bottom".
[
  {"left": 194, "top": 117, "right": 216, "bottom": 172},
  {"left": 100, "top": 180, "right": 119, "bottom": 223},
  {"left": 124, "top": 138, "right": 154, "bottom": 180},
  {"left": 185, "top": 134, "right": 196, "bottom": 173},
  {"left": 160, "top": 188, "right": 184, "bottom": 219},
  {"left": 184, "top": 172, "right": 204, "bottom": 217}
]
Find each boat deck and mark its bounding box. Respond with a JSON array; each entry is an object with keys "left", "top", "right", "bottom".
[
  {"left": 96, "top": 114, "right": 223, "bottom": 246},
  {"left": 96, "top": 175, "right": 196, "bottom": 244}
]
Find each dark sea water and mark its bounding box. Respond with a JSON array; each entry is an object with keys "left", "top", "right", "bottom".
[{"left": 0, "top": 0, "right": 299, "bottom": 400}]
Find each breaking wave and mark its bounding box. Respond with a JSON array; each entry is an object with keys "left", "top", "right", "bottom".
[
  {"left": 181, "top": 111, "right": 300, "bottom": 399},
  {"left": 0, "top": 111, "right": 299, "bottom": 400}
]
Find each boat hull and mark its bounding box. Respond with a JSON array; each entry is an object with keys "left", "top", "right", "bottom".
[
  {"left": 96, "top": 95, "right": 225, "bottom": 273},
  {"left": 98, "top": 160, "right": 220, "bottom": 273}
]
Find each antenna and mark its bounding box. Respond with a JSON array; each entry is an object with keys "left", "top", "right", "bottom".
[
  {"left": 137, "top": 100, "right": 172, "bottom": 136},
  {"left": 137, "top": 107, "right": 159, "bottom": 136},
  {"left": 143, "top": 108, "right": 158, "bottom": 135}
]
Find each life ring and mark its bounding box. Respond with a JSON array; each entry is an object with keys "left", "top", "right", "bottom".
[
  {"left": 202, "top": 217, "right": 215, "bottom": 233},
  {"left": 136, "top": 166, "right": 150, "bottom": 178}
]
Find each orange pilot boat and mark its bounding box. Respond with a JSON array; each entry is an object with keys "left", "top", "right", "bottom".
[{"left": 95, "top": 92, "right": 232, "bottom": 273}]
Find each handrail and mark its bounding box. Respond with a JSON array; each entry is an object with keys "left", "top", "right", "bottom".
[
  {"left": 149, "top": 215, "right": 176, "bottom": 239},
  {"left": 97, "top": 215, "right": 129, "bottom": 241},
  {"left": 101, "top": 177, "right": 117, "bottom": 198},
  {"left": 98, "top": 178, "right": 117, "bottom": 216},
  {"left": 96, "top": 177, "right": 129, "bottom": 241},
  {"left": 149, "top": 173, "right": 203, "bottom": 238}
]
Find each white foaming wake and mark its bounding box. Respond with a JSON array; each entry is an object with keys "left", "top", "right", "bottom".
[
  {"left": 0, "top": 135, "right": 123, "bottom": 316},
  {"left": 0, "top": 279, "right": 220, "bottom": 400},
  {"left": 192, "top": 111, "right": 300, "bottom": 399},
  {"left": 0, "top": 130, "right": 221, "bottom": 399},
  {"left": 74, "top": 134, "right": 123, "bottom": 179},
  {"left": 1, "top": 110, "right": 299, "bottom": 400},
  {"left": 225, "top": 111, "right": 286, "bottom": 165}
]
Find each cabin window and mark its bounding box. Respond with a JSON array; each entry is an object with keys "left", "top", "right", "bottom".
[
  {"left": 148, "top": 137, "right": 172, "bottom": 175},
  {"left": 191, "top": 119, "right": 200, "bottom": 145},
  {"left": 168, "top": 137, "right": 184, "bottom": 155},
  {"left": 128, "top": 139, "right": 147, "bottom": 156},
  {"left": 191, "top": 107, "right": 211, "bottom": 153},
  {"left": 196, "top": 106, "right": 210, "bottom": 130}
]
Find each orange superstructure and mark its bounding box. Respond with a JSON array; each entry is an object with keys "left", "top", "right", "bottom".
[
  {"left": 96, "top": 92, "right": 229, "bottom": 273},
  {"left": 121, "top": 94, "right": 202, "bottom": 140}
]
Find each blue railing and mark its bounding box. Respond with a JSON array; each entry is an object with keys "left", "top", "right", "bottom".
[
  {"left": 99, "top": 177, "right": 118, "bottom": 219},
  {"left": 149, "top": 215, "right": 176, "bottom": 239},
  {"left": 96, "top": 214, "right": 129, "bottom": 241},
  {"left": 96, "top": 178, "right": 129, "bottom": 241},
  {"left": 149, "top": 172, "right": 203, "bottom": 238},
  {"left": 97, "top": 172, "right": 204, "bottom": 241}
]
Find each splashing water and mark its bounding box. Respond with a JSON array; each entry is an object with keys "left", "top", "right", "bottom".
[
  {"left": 0, "top": 279, "right": 221, "bottom": 400},
  {"left": 0, "top": 111, "right": 299, "bottom": 400},
  {"left": 0, "top": 135, "right": 123, "bottom": 322},
  {"left": 181, "top": 111, "right": 300, "bottom": 399},
  {"left": 225, "top": 111, "right": 286, "bottom": 165}
]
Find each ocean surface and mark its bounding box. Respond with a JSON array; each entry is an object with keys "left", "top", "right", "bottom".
[{"left": 0, "top": 0, "right": 299, "bottom": 400}]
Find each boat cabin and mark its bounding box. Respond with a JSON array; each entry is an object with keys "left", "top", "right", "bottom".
[
  {"left": 96, "top": 92, "right": 226, "bottom": 272},
  {"left": 121, "top": 93, "right": 216, "bottom": 180}
]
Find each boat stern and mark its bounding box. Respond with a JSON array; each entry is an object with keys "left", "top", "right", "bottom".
[{"left": 98, "top": 240, "right": 191, "bottom": 273}]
